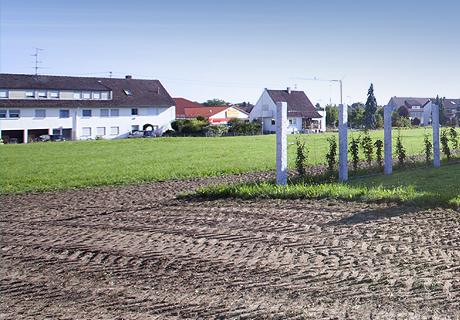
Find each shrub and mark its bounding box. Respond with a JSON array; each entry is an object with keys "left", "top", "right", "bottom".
[
  {"left": 441, "top": 129, "right": 451, "bottom": 163},
  {"left": 395, "top": 129, "right": 407, "bottom": 170},
  {"left": 423, "top": 133, "right": 432, "bottom": 166},
  {"left": 349, "top": 135, "right": 360, "bottom": 174},
  {"left": 295, "top": 137, "right": 308, "bottom": 177},
  {"left": 326, "top": 136, "right": 337, "bottom": 179},
  {"left": 361, "top": 130, "right": 374, "bottom": 173},
  {"left": 374, "top": 139, "right": 384, "bottom": 173},
  {"left": 203, "top": 124, "right": 228, "bottom": 136}
]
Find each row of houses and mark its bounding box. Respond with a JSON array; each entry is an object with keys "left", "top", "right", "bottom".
[
  {"left": 387, "top": 97, "right": 460, "bottom": 125},
  {"left": 0, "top": 73, "right": 326, "bottom": 143}
]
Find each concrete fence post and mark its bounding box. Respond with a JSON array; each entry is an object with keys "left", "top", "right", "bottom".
[
  {"left": 338, "top": 104, "right": 348, "bottom": 181},
  {"left": 384, "top": 104, "right": 392, "bottom": 175},
  {"left": 432, "top": 104, "right": 440, "bottom": 167},
  {"left": 276, "top": 102, "right": 287, "bottom": 186}
]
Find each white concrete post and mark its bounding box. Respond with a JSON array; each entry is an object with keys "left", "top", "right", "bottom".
[
  {"left": 338, "top": 104, "right": 348, "bottom": 181},
  {"left": 384, "top": 104, "right": 392, "bottom": 174},
  {"left": 432, "top": 104, "right": 440, "bottom": 167},
  {"left": 276, "top": 102, "right": 287, "bottom": 186}
]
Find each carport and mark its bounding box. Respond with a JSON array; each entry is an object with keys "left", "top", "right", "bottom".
[
  {"left": 28, "top": 129, "right": 50, "bottom": 143},
  {"left": 1, "top": 130, "right": 24, "bottom": 144}
]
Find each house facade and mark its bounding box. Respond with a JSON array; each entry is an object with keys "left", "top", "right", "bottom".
[
  {"left": 387, "top": 96, "right": 460, "bottom": 126},
  {"left": 0, "top": 74, "right": 176, "bottom": 143},
  {"left": 250, "top": 88, "right": 325, "bottom": 133}
]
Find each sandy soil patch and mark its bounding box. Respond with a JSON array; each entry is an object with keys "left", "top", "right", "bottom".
[{"left": 2, "top": 172, "right": 460, "bottom": 319}]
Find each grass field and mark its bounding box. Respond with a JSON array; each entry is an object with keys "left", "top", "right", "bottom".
[{"left": 1, "top": 127, "right": 459, "bottom": 194}]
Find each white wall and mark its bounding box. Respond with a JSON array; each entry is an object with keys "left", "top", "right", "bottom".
[
  {"left": 1, "top": 106, "right": 175, "bottom": 141},
  {"left": 250, "top": 90, "right": 277, "bottom": 132}
]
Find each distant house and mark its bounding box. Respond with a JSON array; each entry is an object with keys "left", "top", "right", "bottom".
[
  {"left": 183, "top": 105, "right": 249, "bottom": 124},
  {"left": 173, "top": 98, "right": 204, "bottom": 119},
  {"left": 387, "top": 96, "right": 460, "bottom": 125},
  {"left": 250, "top": 87, "right": 325, "bottom": 133},
  {"left": 0, "top": 73, "right": 177, "bottom": 143}
]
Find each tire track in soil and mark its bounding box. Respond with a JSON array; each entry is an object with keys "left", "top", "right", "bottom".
[{"left": 3, "top": 175, "right": 460, "bottom": 319}]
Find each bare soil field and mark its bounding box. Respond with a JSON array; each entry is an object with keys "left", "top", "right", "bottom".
[{"left": 2, "top": 171, "right": 460, "bottom": 319}]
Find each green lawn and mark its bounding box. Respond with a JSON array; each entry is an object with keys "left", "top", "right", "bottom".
[{"left": 1, "top": 127, "right": 459, "bottom": 194}]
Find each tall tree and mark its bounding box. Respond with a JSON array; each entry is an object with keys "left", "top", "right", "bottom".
[
  {"left": 325, "top": 104, "right": 339, "bottom": 127},
  {"left": 435, "top": 95, "right": 449, "bottom": 126},
  {"left": 363, "top": 83, "right": 377, "bottom": 129}
]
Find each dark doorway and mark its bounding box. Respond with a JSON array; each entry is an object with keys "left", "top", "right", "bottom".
[{"left": 2, "top": 130, "right": 24, "bottom": 143}]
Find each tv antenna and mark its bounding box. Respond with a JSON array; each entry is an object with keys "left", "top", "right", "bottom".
[
  {"left": 291, "top": 75, "right": 347, "bottom": 104},
  {"left": 31, "top": 48, "right": 43, "bottom": 75}
]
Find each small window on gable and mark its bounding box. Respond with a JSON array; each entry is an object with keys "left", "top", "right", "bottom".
[{"left": 124, "top": 90, "right": 132, "bottom": 96}]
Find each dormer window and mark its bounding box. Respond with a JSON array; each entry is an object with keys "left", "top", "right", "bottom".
[
  {"left": 0, "top": 90, "right": 7, "bottom": 98},
  {"left": 82, "top": 91, "right": 91, "bottom": 99},
  {"left": 93, "top": 91, "right": 101, "bottom": 99},
  {"left": 38, "top": 91, "right": 47, "bottom": 98},
  {"left": 26, "top": 90, "right": 35, "bottom": 98},
  {"left": 124, "top": 90, "right": 132, "bottom": 96}
]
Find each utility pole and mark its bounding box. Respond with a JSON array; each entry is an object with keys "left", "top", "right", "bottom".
[
  {"left": 291, "top": 75, "right": 347, "bottom": 105},
  {"left": 31, "top": 48, "right": 43, "bottom": 75}
]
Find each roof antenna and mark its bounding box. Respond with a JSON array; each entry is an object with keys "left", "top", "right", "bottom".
[
  {"left": 109, "top": 71, "right": 112, "bottom": 78},
  {"left": 31, "top": 47, "right": 43, "bottom": 75}
]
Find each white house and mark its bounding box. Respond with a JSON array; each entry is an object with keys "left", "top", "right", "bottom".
[
  {"left": 0, "top": 74, "right": 177, "bottom": 143},
  {"left": 250, "top": 88, "right": 325, "bottom": 133}
]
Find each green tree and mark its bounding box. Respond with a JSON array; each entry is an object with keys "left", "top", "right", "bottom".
[
  {"left": 435, "top": 95, "right": 449, "bottom": 126},
  {"left": 348, "top": 103, "right": 365, "bottom": 129},
  {"left": 363, "top": 84, "right": 378, "bottom": 129},
  {"left": 325, "top": 104, "right": 339, "bottom": 127},
  {"left": 202, "top": 99, "right": 231, "bottom": 106},
  {"left": 398, "top": 105, "right": 410, "bottom": 118}
]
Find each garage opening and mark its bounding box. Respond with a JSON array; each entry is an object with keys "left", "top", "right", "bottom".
[
  {"left": 28, "top": 129, "right": 49, "bottom": 143},
  {"left": 1, "top": 130, "right": 24, "bottom": 144}
]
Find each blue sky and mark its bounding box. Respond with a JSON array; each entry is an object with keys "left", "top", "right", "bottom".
[{"left": 1, "top": 0, "right": 459, "bottom": 106}]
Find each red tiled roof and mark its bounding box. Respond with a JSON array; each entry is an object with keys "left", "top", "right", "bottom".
[
  {"left": 173, "top": 98, "right": 204, "bottom": 117},
  {"left": 183, "top": 106, "right": 229, "bottom": 119}
]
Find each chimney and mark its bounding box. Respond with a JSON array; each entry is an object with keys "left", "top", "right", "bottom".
[
  {"left": 125, "top": 75, "right": 132, "bottom": 80},
  {"left": 287, "top": 87, "right": 291, "bottom": 94}
]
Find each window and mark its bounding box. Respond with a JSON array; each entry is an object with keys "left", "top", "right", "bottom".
[
  {"left": 26, "top": 90, "right": 35, "bottom": 98},
  {"left": 289, "top": 119, "right": 296, "bottom": 125},
  {"left": 53, "top": 129, "right": 61, "bottom": 135},
  {"left": 93, "top": 92, "right": 101, "bottom": 99},
  {"left": 82, "top": 91, "right": 91, "bottom": 99},
  {"left": 38, "top": 91, "right": 47, "bottom": 99},
  {"left": 74, "top": 92, "right": 82, "bottom": 99},
  {"left": 50, "top": 91, "right": 59, "bottom": 99},
  {"left": 110, "top": 126, "right": 119, "bottom": 135},
  {"left": 82, "top": 109, "right": 92, "bottom": 117},
  {"left": 60, "top": 110, "right": 69, "bottom": 118},
  {"left": 0, "top": 90, "right": 8, "bottom": 98},
  {"left": 131, "top": 125, "right": 139, "bottom": 132},
  {"left": 81, "top": 127, "right": 91, "bottom": 136},
  {"left": 271, "top": 119, "right": 275, "bottom": 126},
  {"left": 9, "top": 110, "right": 20, "bottom": 118},
  {"left": 100, "top": 109, "right": 109, "bottom": 117},
  {"left": 97, "top": 127, "right": 106, "bottom": 136},
  {"left": 35, "top": 109, "right": 46, "bottom": 118},
  {"left": 110, "top": 109, "right": 119, "bottom": 117},
  {"left": 131, "top": 108, "right": 138, "bottom": 116},
  {"left": 124, "top": 90, "right": 132, "bottom": 96},
  {"left": 0, "top": 110, "right": 6, "bottom": 118}
]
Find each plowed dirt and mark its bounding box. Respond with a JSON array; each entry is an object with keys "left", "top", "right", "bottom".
[{"left": 2, "top": 172, "right": 460, "bottom": 319}]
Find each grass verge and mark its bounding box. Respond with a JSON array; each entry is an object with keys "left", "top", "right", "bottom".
[{"left": 188, "top": 164, "right": 460, "bottom": 209}]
